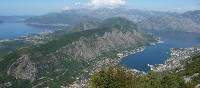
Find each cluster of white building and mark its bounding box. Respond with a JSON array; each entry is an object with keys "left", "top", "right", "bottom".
[
  {"left": 117, "top": 47, "right": 145, "bottom": 59},
  {"left": 67, "top": 47, "right": 146, "bottom": 88},
  {"left": 152, "top": 47, "right": 200, "bottom": 72}
]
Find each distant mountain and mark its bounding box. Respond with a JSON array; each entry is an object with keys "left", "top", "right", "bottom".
[
  {"left": 25, "top": 8, "right": 200, "bottom": 32},
  {"left": 182, "top": 10, "right": 200, "bottom": 24},
  {"left": 139, "top": 10, "right": 200, "bottom": 32},
  {"left": 139, "top": 15, "right": 200, "bottom": 32},
  {"left": 25, "top": 11, "right": 99, "bottom": 26},
  {"left": 26, "top": 8, "right": 200, "bottom": 33},
  {"left": 25, "top": 8, "right": 171, "bottom": 26},
  {"left": 0, "top": 17, "right": 156, "bottom": 87},
  {"left": 73, "top": 8, "right": 164, "bottom": 22},
  {"left": 99, "top": 17, "right": 138, "bottom": 32}
]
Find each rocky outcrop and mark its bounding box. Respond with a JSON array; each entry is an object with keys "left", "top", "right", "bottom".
[
  {"left": 7, "top": 55, "right": 37, "bottom": 81},
  {"left": 57, "top": 29, "right": 147, "bottom": 60},
  {"left": 45, "top": 17, "right": 155, "bottom": 64}
]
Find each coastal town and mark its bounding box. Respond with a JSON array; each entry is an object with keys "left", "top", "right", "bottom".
[
  {"left": 67, "top": 44, "right": 200, "bottom": 88},
  {"left": 0, "top": 30, "right": 53, "bottom": 47},
  {"left": 152, "top": 46, "right": 200, "bottom": 72},
  {"left": 67, "top": 47, "right": 146, "bottom": 88}
]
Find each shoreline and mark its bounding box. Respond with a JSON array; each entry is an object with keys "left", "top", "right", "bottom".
[
  {"left": 67, "top": 46, "right": 147, "bottom": 88},
  {"left": 26, "top": 23, "right": 71, "bottom": 27},
  {"left": 0, "top": 30, "right": 53, "bottom": 44},
  {"left": 118, "top": 38, "right": 164, "bottom": 73},
  {"left": 151, "top": 47, "right": 200, "bottom": 72},
  {"left": 0, "top": 22, "right": 61, "bottom": 42},
  {"left": 68, "top": 39, "right": 160, "bottom": 88}
]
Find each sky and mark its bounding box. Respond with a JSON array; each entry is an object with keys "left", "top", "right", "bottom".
[{"left": 0, "top": 0, "right": 200, "bottom": 15}]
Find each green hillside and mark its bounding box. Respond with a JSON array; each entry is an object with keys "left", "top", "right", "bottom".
[{"left": 0, "top": 17, "right": 156, "bottom": 88}]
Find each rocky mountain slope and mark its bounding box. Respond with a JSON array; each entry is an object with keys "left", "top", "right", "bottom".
[
  {"left": 25, "top": 8, "right": 171, "bottom": 26},
  {"left": 139, "top": 15, "right": 200, "bottom": 32},
  {"left": 182, "top": 10, "right": 200, "bottom": 24},
  {"left": 0, "top": 17, "right": 156, "bottom": 88},
  {"left": 26, "top": 9, "right": 200, "bottom": 33},
  {"left": 139, "top": 10, "right": 200, "bottom": 32},
  {"left": 25, "top": 11, "right": 99, "bottom": 26},
  {"left": 7, "top": 55, "right": 37, "bottom": 81}
]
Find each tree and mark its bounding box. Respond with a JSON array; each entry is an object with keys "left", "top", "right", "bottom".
[{"left": 89, "top": 67, "right": 139, "bottom": 88}]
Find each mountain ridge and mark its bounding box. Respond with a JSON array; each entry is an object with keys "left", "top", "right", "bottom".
[{"left": 0, "top": 17, "right": 156, "bottom": 88}]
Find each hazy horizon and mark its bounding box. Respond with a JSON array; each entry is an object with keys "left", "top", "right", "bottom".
[{"left": 0, "top": 0, "right": 200, "bottom": 15}]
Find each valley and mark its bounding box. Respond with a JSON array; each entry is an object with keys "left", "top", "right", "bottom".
[
  {"left": 0, "top": 8, "right": 200, "bottom": 88},
  {"left": 0, "top": 17, "right": 156, "bottom": 88}
]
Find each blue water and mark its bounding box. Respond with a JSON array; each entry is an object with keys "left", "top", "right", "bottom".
[
  {"left": 1, "top": 23, "right": 200, "bottom": 72},
  {"left": 0, "top": 23, "right": 50, "bottom": 40},
  {"left": 121, "top": 31, "right": 200, "bottom": 72}
]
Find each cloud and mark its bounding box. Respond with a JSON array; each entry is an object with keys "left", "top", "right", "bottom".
[
  {"left": 88, "top": 0, "right": 126, "bottom": 9},
  {"left": 176, "top": 8, "right": 183, "bottom": 11},
  {"left": 74, "top": 2, "right": 81, "bottom": 6},
  {"left": 63, "top": 6, "right": 71, "bottom": 11}
]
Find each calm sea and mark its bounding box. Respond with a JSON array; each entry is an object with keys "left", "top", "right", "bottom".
[{"left": 121, "top": 31, "right": 200, "bottom": 72}]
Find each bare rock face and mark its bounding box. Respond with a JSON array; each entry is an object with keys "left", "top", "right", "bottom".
[
  {"left": 7, "top": 55, "right": 37, "bottom": 81},
  {"left": 58, "top": 29, "right": 146, "bottom": 60}
]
